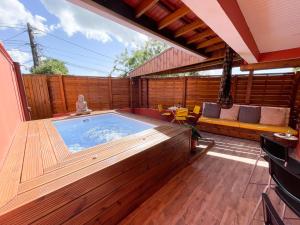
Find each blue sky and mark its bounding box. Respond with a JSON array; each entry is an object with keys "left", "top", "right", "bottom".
[
  {"left": 0, "top": 0, "right": 292, "bottom": 76},
  {"left": 0, "top": 0, "right": 148, "bottom": 76}
]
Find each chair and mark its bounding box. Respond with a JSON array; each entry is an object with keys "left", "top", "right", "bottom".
[
  {"left": 157, "top": 104, "right": 171, "bottom": 116},
  {"left": 262, "top": 193, "right": 285, "bottom": 225},
  {"left": 247, "top": 156, "right": 300, "bottom": 225},
  {"left": 269, "top": 156, "right": 300, "bottom": 218},
  {"left": 242, "top": 134, "right": 289, "bottom": 198},
  {"left": 174, "top": 108, "right": 188, "bottom": 124},
  {"left": 187, "top": 105, "right": 201, "bottom": 118}
]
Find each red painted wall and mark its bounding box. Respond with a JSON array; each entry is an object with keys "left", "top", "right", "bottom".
[{"left": 0, "top": 44, "right": 25, "bottom": 169}]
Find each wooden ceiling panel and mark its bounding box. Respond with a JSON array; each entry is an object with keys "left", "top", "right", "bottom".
[
  {"left": 144, "top": 4, "right": 169, "bottom": 21},
  {"left": 187, "top": 29, "right": 215, "bottom": 44},
  {"left": 196, "top": 37, "right": 223, "bottom": 49},
  {"left": 205, "top": 43, "right": 226, "bottom": 53},
  {"left": 82, "top": 0, "right": 226, "bottom": 58},
  {"left": 174, "top": 20, "right": 205, "bottom": 37},
  {"left": 135, "top": 0, "right": 159, "bottom": 18},
  {"left": 158, "top": 5, "right": 190, "bottom": 30}
]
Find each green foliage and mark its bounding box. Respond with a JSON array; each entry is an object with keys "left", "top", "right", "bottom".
[
  {"left": 111, "top": 39, "right": 168, "bottom": 76},
  {"left": 31, "top": 59, "right": 68, "bottom": 75}
]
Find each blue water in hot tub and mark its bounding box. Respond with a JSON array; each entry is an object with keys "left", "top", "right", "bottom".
[{"left": 53, "top": 113, "right": 155, "bottom": 152}]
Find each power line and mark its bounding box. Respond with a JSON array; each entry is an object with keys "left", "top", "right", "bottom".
[
  {"left": 32, "top": 26, "right": 116, "bottom": 61},
  {"left": 0, "top": 24, "right": 26, "bottom": 29},
  {"left": 39, "top": 44, "right": 112, "bottom": 62},
  {"left": 40, "top": 46, "right": 113, "bottom": 68},
  {"left": 44, "top": 55, "right": 112, "bottom": 74},
  {"left": 3, "top": 30, "right": 26, "bottom": 41},
  {"left": 65, "top": 62, "right": 110, "bottom": 74}
]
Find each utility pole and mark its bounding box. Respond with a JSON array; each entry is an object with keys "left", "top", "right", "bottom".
[{"left": 27, "top": 23, "right": 39, "bottom": 68}]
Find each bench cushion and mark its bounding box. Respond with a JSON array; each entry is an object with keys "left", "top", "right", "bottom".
[
  {"left": 220, "top": 105, "right": 240, "bottom": 120},
  {"left": 238, "top": 106, "right": 261, "bottom": 123},
  {"left": 260, "top": 106, "right": 288, "bottom": 126},
  {"left": 239, "top": 122, "right": 298, "bottom": 135},
  {"left": 199, "top": 117, "right": 240, "bottom": 127},
  {"left": 202, "top": 103, "right": 220, "bottom": 118},
  {"left": 199, "top": 116, "right": 298, "bottom": 135}
]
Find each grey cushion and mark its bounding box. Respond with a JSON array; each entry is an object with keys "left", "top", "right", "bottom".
[
  {"left": 202, "top": 103, "right": 221, "bottom": 118},
  {"left": 238, "top": 106, "right": 261, "bottom": 123}
]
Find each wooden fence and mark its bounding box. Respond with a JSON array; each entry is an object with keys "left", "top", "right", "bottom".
[
  {"left": 137, "top": 73, "right": 300, "bottom": 126},
  {"left": 22, "top": 73, "right": 300, "bottom": 126},
  {"left": 23, "top": 75, "right": 130, "bottom": 120}
]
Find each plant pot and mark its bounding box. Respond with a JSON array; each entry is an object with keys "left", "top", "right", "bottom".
[{"left": 191, "top": 138, "right": 198, "bottom": 150}]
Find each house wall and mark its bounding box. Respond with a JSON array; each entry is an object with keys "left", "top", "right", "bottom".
[{"left": 0, "top": 44, "right": 25, "bottom": 169}]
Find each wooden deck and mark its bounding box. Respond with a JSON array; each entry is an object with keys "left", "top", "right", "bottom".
[
  {"left": 0, "top": 111, "right": 191, "bottom": 224},
  {"left": 120, "top": 133, "right": 300, "bottom": 225}
]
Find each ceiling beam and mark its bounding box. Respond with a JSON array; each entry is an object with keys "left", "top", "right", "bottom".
[
  {"left": 174, "top": 20, "right": 205, "bottom": 38},
  {"left": 187, "top": 29, "right": 215, "bottom": 44},
  {"left": 205, "top": 43, "right": 226, "bottom": 53},
  {"left": 158, "top": 5, "right": 190, "bottom": 30},
  {"left": 240, "top": 58, "right": 300, "bottom": 71},
  {"left": 181, "top": 0, "right": 259, "bottom": 63},
  {"left": 196, "top": 37, "right": 223, "bottom": 49},
  {"left": 259, "top": 47, "right": 300, "bottom": 62},
  {"left": 135, "top": 0, "right": 159, "bottom": 18}
]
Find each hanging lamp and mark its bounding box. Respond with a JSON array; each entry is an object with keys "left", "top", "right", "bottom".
[{"left": 218, "top": 45, "right": 234, "bottom": 109}]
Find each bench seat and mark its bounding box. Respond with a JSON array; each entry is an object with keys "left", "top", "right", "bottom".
[{"left": 198, "top": 116, "right": 298, "bottom": 141}]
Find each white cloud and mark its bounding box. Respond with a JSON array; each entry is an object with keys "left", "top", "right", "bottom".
[
  {"left": 0, "top": 0, "right": 49, "bottom": 34},
  {"left": 7, "top": 49, "right": 32, "bottom": 71},
  {"left": 41, "top": 0, "right": 148, "bottom": 47}
]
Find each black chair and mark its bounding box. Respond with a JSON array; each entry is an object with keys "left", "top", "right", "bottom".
[
  {"left": 261, "top": 135, "right": 289, "bottom": 166},
  {"left": 243, "top": 134, "right": 289, "bottom": 198},
  {"left": 262, "top": 193, "right": 285, "bottom": 225},
  {"left": 269, "top": 156, "right": 300, "bottom": 217}
]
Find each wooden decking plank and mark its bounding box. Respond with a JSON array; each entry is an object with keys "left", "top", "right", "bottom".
[
  {"left": 1, "top": 127, "right": 186, "bottom": 215},
  {"left": 0, "top": 127, "right": 189, "bottom": 225},
  {"left": 45, "top": 125, "right": 175, "bottom": 172},
  {"left": 18, "top": 126, "right": 183, "bottom": 193},
  {"left": 0, "top": 123, "right": 28, "bottom": 208},
  {"left": 38, "top": 120, "right": 57, "bottom": 170},
  {"left": 44, "top": 120, "right": 70, "bottom": 161},
  {"left": 21, "top": 122, "right": 43, "bottom": 182}
]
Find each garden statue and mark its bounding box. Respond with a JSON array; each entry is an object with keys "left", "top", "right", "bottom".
[{"left": 76, "top": 94, "right": 92, "bottom": 115}]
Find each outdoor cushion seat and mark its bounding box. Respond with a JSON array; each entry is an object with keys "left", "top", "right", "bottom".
[
  {"left": 199, "top": 116, "right": 298, "bottom": 135},
  {"left": 239, "top": 122, "right": 298, "bottom": 135},
  {"left": 199, "top": 116, "right": 240, "bottom": 128}
]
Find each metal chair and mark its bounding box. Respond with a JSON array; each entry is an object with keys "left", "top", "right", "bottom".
[
  {"left": 242, "top": 134, "right": 289, "bottom": 198},
  {"left": 262, "top": 193, "right": 285, "bottom": 225},
  {"left": 269, "top": 156, "right": 300, "bottom": 218},
  {"left": 187, "top": 105, "right": 201, "bottom": 119},
  {"left": 174, "top": 108, "right": 188, "bottom": 124},
  {"left": 157, "top": 104, "right": 171, "bottom": 116}
]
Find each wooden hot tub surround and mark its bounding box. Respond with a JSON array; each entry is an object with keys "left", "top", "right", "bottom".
[{"left": 0, "top": 111, "right": 191, "bottom": 225}]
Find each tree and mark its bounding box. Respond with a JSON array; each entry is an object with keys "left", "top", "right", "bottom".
[
  {"left": 31, "top": 59, "right": 68, "bottom": 75},
  {"left": 111, "top": 39, "right": 168, "bottom": 76}
]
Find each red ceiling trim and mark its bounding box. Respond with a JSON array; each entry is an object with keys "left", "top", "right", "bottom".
[
  {"left": 217, "top": 0, "right": 260, "bottom": 61},
  {"left": 259, "top": 47, "right": 300, "bottom": 62}
]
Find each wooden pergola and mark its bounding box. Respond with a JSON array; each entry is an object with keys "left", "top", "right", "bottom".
[{"left": 70, "top": 0, "right": 300, "bottom": 71}]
